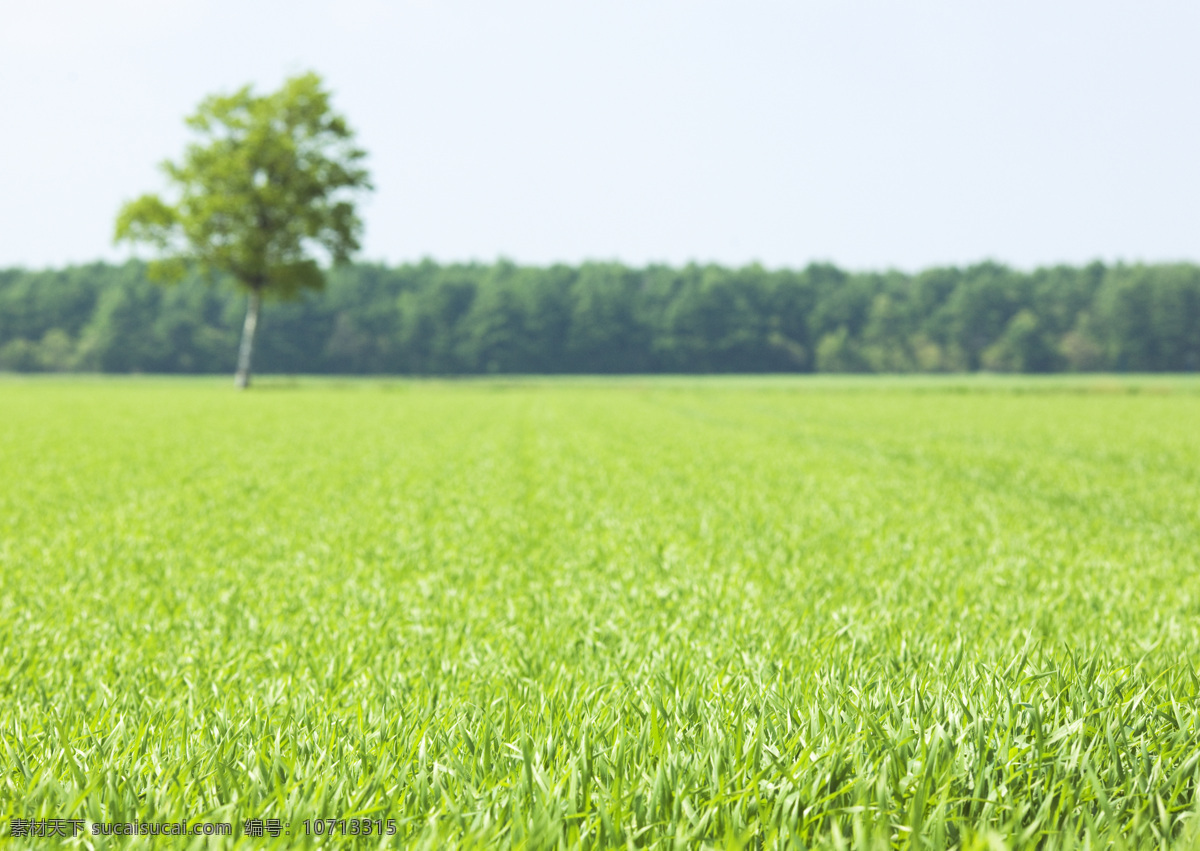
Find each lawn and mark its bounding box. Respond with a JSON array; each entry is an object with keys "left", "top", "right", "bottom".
[{"left": 2, "top": 376, "right": 1200, "bottom": 849}]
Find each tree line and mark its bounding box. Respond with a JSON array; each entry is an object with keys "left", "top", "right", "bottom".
[{"left": 2, "top": 258, "right": 1198, "bottom": 374}]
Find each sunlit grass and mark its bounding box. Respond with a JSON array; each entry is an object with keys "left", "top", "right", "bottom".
[{"left": 2, "top": 378, "right": 1199, "bottom": 848}]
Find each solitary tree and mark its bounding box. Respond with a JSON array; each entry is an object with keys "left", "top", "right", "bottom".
[{"left": 115, "top": 72, "right": 372, "bottom": 388}]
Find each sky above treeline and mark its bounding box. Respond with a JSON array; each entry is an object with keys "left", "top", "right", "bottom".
[{"left": 3, "top": 0, "right": 1198, "bottom": 273}]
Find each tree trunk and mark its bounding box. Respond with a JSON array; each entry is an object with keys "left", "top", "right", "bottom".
[{"left": 234, "top": 290, "right": 261, "bottom": 389}]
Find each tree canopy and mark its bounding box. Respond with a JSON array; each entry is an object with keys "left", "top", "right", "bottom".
[
  {"left": 114, "top": 72, "right": 371, "bottom": 387},
  {"left": 3, "top": 259, "right": 1200, "bottom": 375}
]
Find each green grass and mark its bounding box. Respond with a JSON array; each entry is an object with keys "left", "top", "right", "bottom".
[{"left": 2, "top": 377, "right": 1200, "bottom": 849}]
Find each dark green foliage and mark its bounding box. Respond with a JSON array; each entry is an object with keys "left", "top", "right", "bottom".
[
  {"left": 1096, "top": 265, "right": 1200, "bottom": 371},
  {"left": 2, "top": 259, "right": 1200, "bottom": 374}
]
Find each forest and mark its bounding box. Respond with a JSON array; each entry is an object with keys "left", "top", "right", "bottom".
[{"left": 1, "top": 258, "right": 1198, "bottom": 374}]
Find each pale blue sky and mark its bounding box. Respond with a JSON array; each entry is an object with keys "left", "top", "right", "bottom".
[{"left": 2, "top": 0, "right": 1197, "bottom": 271}]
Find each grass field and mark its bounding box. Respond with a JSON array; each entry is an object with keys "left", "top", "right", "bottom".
[{"left": 2, "top": 377, "right": 1200, "bottom": 849}]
